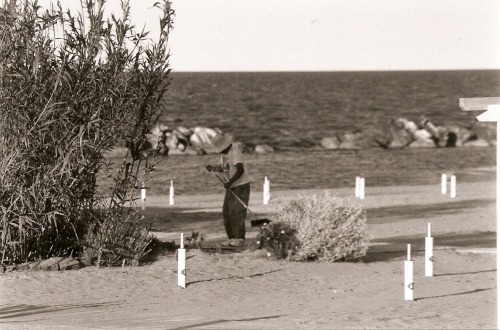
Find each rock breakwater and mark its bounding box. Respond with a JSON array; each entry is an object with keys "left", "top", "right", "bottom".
[{"left": 135, "top": 117, "right": 495, "bottom": 156}]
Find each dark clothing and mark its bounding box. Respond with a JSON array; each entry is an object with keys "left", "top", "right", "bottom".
[{"left": 222, "top": 182, "right": 250, "bottom": 239}]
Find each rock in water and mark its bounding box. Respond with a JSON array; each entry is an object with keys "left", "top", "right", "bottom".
[
  {"left": 189, "top": 127, "right": 222, "bottom": 153},
  {"left": 463, "top": 139, "right": 490, "bottom": 147},
  {"left": 255, "top": 144, "right": 274, "bottom": 154},
  {"left": 320, "top": 137, "right": 340, "bottom": 150}
]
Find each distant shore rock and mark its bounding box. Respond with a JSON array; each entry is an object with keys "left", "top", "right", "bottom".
[
  {"left": 255, "top": 144, "right": 274, "bottom": 154},
  {"left": 143, "top": 125, "right": 224, "bottom": 155},
  {"left": 368, "top": 117, "right": 495, "bottom": 150},
  {"left": 463, "top": 138, "right": 490, "bottom": 147},
  {"left": 115, "top": 116, "right": 495, "bottom": 157},
  {"left": 320, "top": 137, "right": 340, "bottom": 150}
]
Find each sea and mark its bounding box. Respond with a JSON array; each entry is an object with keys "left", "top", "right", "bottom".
[
  {"left": 108, "top": 70, "right": 500, "bottom": 195},
  {"left": 162, "top": 70, "right": 500, "bottom": 150}
]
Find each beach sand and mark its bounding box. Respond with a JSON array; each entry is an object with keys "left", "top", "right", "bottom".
[{"left": 0, "top": 180, "right": 497, "bottom": 329}]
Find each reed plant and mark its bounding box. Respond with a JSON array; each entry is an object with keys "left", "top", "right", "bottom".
[{"left": 0, "top": 0, "right": 174, "bottom": 266}]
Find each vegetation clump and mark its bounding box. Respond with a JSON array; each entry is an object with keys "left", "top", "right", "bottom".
[
  {"left": 0, "top": 0, "right": 174, "bottom": 267},
  {"left": 258, "top": 192, "right": 369, "bottom": 262}
]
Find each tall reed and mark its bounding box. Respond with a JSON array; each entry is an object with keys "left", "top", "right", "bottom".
[{"left": 0, "top": 0, "right": 174, "bottom": 265}]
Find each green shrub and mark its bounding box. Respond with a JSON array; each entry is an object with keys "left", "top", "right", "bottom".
[
  {"left": 256, "top": 222, "right": 300, "bottom": 259},
  {"left": 276, "top": 192, "right": 369, "bottom": 262}
]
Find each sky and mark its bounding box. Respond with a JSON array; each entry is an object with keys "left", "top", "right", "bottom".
[{"left": 38, "top": 0, "right": 500, "bottom": 72}]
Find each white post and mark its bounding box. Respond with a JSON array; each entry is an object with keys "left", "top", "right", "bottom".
[
  {"left": 425, "top": 223, "right": 434, "bottom": 277},
  {"left": 441, "top": 174, "right": 447, "bottom": 194},
  {"left": 355, "top": 176, "right": 360, "bottom": 197},
  {"left": 404, "top": 244, "right": 414, "bottom": 301},
  {"left": 169, "top": 180, "right": 175, "bottom": 205},
  {"left": 141, "top": 183, "right": 146, "bottom": 210},
  {"left": 178, "top": 233, "right": 186, "bottom": 288},
  {"left": 359, "top": 177, "right": 365, "bottom": 200},
  {"left": 263, "top": 177, "right": 270, "bottom": 205},
  {"left": 450, "top": 175, "right": 456, "bottom": 198}
]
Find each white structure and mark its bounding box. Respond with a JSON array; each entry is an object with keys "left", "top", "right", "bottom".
[
  {"left": 425, "top": 223, "right": 434, "bottom": 277},
  {"left": 263, "top": 176, "right": 270, "bottom": 204},
  {"left": 460, "top": 97, "right": 500, "bottom": 326},
  {"left": 178, "top": 233, "right": 186, "bottom": 288},
  {"left": 450, "top": 175, "right": 457, "bottom": 198},
  {"left": 404, "top": 244, "right": 414, "bottom": 301},
  {"left": 141, "top": 183, "right": 146, "bottom": 210},
  {"left": 441, "top": 174, "right": 456, "bottom": 198},
  {"left": 169, "top": 180, "right": 175, "bottom": 205},
  {"left": 355, "top": 176, "right": 361, "bottom": 197}
]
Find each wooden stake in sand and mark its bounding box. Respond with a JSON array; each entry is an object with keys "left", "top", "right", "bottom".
[
  {"left": 441, "top": 174, "right": 447, "bottom": 195},
  {"left": 355, "top": 176, "right": 361, "bottom": 197},
  {"left": 425, "top": 223, "right": 434, "bottom": 277},
  {"left": 460, "top": 97, "right": 500, "bottom": 327},
  {"left": 178, "top": 233, "right": 186, "bottom": 288},
  {"left": 263, "top": 176, "right": 270, "bottom": 204},
  {"left": 404, "top": 244, "right": 414, "bottom": 301},
  {"left": 169, "top": 180, "right": 175, "bottom": 205},
  {"left": 450, "top": 175, "right": 456, "bottom": 198},
  {"left": 141, "top": 183, "right": 146, "bottom": 210}
]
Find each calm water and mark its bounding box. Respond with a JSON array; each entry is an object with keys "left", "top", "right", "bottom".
[
  {"left": 103, "top": 71, "right": 500, "bottom": 195},
  {"left": 101, "top": 70, "right": 500, "bottom": 195},
  {"left": 163, "top": 70, "right": 500, "bottom": 149}
]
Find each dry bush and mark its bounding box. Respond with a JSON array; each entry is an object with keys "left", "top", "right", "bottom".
[{"left": 275, "top": 192, "right": 369, "bottom": 262}]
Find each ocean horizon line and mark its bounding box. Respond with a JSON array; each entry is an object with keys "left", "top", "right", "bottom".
[{"left": 169, "top": 68, "right": 500, "bottom": 74}]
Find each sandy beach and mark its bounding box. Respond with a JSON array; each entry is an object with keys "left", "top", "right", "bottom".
[{"left": 0, "top": 177, "right": 497, "bottom": 329}]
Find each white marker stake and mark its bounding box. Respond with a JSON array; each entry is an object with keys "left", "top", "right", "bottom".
[
  {"left": 441, "top": 174, "right": 447, "bottom": 195},
  {"left": 359, "top": 178, "right": 365, "bottom": 200},
  {"left": 263, "top": 177, "right": 270, "bottom": 204},
  {"left": 450, "top": 175, "right": 456, "bottom": 198},
  {"left": 141, "top": 183, "right": 146, "bottom": 210},
  {"left": 169, "top": 180, "right": 174, "bottom": 205},
  {"left": 405, "top": 244, "right": 414, "bottom": 301},
  {"left": 355, "top": 176, "right": 361, "bottom": 197},
  {"left": 178, "top": 233, "right": 186, "bottom": 288},
  {"left": 425, "top": 223, "right": 434, "bottom": 277}
]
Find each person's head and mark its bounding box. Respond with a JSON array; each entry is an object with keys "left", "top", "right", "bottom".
[{"left": 209, "top": 133, "right": 234, "bottom": 154}]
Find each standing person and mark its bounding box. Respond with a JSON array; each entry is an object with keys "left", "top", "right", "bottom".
[{"left": 205, "top": 133, "right": 250, "bottom": 247}]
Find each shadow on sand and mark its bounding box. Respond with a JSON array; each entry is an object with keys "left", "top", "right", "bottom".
[
  {"left": 415, "top": 287, "right": 495, "bottom": 301},
  {"left": 172, "top": 314, "right": 286, "bottom": 330},
  {"left": 0, "top": 302, "right": 122, "bottom": 321},
  {"left": 362, "top": 231, "right": 495, "bottom": 263}
]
